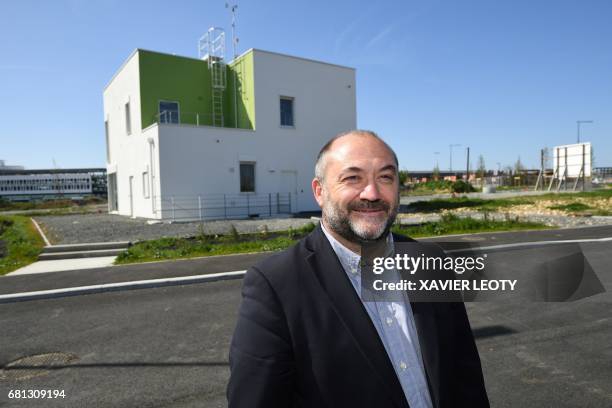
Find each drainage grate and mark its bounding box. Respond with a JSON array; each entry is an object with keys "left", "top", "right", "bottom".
[{"left": 0, "top": 352, "right": 79, "bottom": 381}]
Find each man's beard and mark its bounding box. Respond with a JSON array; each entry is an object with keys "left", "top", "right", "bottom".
[{"left": 322, "top": 196, "right": 398, "bottom": 243}]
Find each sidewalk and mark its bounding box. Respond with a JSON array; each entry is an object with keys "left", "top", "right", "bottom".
[{"left": 8, "top": 256, "right": 117, "bottom": 276}]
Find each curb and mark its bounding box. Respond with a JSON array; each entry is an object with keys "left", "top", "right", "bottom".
[
  {"left": 0, "top": 270, "right": 247, "bottom": 304},
  {"left": 31, "top": 218, "right": 51, "bottom": 247}
]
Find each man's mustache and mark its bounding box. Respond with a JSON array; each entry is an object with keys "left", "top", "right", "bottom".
[{"left": 348, "top": 200, "right": 390, "bottom": 212}]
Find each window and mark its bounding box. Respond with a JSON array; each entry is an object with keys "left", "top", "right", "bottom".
[
  {"left": 159, "top": 101, "right": 179, "bottom": 124},
  {"left": 125, "top": 102, "right": 132, "bottom": 135},
  {"left": 105, "top": 120, "right": 111, "bottom": 163},
  {"left": 280, "top": 97, "right": 294, "bottom": 127},
  {"left": 142, "top": 171, "right": 150, "bottom": 198},
  {"left": 240, "top": 163, "right": 255, "bottom": 192}
]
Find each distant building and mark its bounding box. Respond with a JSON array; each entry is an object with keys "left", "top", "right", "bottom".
[
  {"left": 0, "top": 168, "right": 107, "bottom": 201},
  {"left": 103, "top": 39, "right": 356, "bottom": 220},
  {"left": 593, "top": 167, "right": 612, "bottom": 183}
]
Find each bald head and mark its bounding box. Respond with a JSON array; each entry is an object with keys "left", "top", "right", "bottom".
[{"left": 314, "top": 130, "right": 399, "bottom": 182}]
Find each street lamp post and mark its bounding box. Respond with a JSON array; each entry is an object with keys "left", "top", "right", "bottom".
[{"left": 576, "top": 120, "right": 593, "bottom": 143}]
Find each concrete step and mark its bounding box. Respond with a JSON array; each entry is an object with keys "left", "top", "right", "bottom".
[
  {"left": 38, "top": 248, "right": 126, "bottom": 261},
  {"left": 42, "top": 241, "right": 131, "bottom": 254}
]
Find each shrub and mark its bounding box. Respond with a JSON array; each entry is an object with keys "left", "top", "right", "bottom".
[{"left": 451, "top": 180, "right": 476, "bottom": 193}]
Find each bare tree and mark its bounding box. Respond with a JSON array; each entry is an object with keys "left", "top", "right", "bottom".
[
  {"left": 477, "top": 155, "right": 486, "bottom": 179},
  {"left": 433, "top": 164, "right": 440, "bottom": 181}
]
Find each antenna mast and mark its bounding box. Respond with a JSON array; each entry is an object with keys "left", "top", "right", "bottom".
[
  {"left": 226, "top": 2, "right": 239, "bottom": 127},
  {"left": 226, "top": 2, "right": 238, "bottom": 59}
]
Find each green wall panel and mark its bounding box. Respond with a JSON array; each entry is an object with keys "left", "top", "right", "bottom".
[{"left": 138, "top": 49, "right": 255, "bottom": 130}]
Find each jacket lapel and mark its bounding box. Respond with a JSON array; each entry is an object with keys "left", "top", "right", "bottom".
[{"left": 305, "top": 225, "right": 410, "bottom": 408}]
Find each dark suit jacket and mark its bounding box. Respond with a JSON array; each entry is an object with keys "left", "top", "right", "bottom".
[{"left": 227, "top": 224, "right": 489, "bottom": 407}]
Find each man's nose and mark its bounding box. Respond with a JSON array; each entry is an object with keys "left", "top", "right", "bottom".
[{"left": 359, "top": 180, "right": 381, "bottom": 201}]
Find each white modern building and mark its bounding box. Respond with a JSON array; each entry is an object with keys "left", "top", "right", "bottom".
[
  {"left": 0, "top": 159, "right": 107, "bottom": 201},
  {"left": 103, "top": 40, "right": 356, "bottom": 220}
]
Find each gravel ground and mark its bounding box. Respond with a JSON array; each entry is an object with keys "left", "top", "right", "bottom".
[
  {"left": 397, "top": 211, "right": 612, "bottom": 229},
  {"left": 35, "top": 210, "right": 612, "bottom": 245},
  {"left": 35, "top": 214, "right": 318, "bottom": 245}
]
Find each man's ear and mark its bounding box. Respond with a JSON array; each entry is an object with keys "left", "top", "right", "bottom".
[{"left": 312, "top": 178, "right": 324, "bottom": 208}]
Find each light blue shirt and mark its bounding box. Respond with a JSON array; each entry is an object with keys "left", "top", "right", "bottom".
[{"left": 321, "top": 223, "right": 433, "bottom": 408}]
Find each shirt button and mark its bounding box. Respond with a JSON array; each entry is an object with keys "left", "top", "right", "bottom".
[
  {"left": 386, "top": 317, "right": 393, "bottom": 325},
  {"left": 399, "top": 361, "right": 407, "bottom": 371}
]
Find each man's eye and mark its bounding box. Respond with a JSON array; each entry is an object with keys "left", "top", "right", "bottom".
[
  {"left": 380, "top": 175, "right": 395, "bottom": 181},
  {"left": 343, "top": 176, "right": 359, "bottom": 182}
]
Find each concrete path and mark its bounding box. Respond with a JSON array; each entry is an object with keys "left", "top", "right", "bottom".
[{"left": 8, "top": 256, "right": 117, "bottom": 276}]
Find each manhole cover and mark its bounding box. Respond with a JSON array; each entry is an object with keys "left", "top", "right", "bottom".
[{"left": 0, "top": 352, "right": 79, "bottom": 381}]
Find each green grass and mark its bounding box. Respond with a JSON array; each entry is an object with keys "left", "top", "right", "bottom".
[
  {"left": 0, "top": 197, "right": 106, "bottom": 211},
  {"left": 115, "top": 223, "right": 317, "bottom": 264},
  {"left": 0, "top": 215, "right": 45, "bottom": 276},
  {"left": 534, "top": 189, "right": 612, "bottom": 200},
  {"left": 392, "top": 213, "right": 552, "bottom": 238},
  {"left": 548, "top": 202, "right": 593, "bottom": 212},
  {"left": 405, "top": 197, "right": 535, "bottom": 213},
  {"left": 401, "top": 180, "right": 478, "bottom": 196},
  {"left": 116, "top": 214, "right": 553, "bottom": 264}
]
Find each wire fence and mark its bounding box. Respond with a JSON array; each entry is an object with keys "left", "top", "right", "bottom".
[{"left": 152, "top": 192, "right": 292, "bottom": 222}]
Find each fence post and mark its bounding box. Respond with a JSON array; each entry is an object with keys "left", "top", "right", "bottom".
[
  {"left": 276, "top": 193, "right": 280, "bottom": 214},
  {"left": 268, "top": 193, "right": 272, "bottom": 216},
  {"left": 582, "top": 144, "right": 586, "bottom": 192},
  {"left": 196, "top": 113, "right": 199, "bottom": 127},
  {"left": 198, "top": 195, "right": 202, "bottom": 221},
  {"left": 289, "top": 192, "right": 291, "bottom": 213},
  {"left": 247, "top": 194, "right": 250, "bottom": 216},
  {"left": 224, "top": 194, "right": 227, "bottom": 219},
  {"left": 171, "top": 196, "right": 175, "bottom": 222}
]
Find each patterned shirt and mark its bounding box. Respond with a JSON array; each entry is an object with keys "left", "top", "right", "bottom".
[{"left": 321, "top": 223, "right": 433, "bottom": 408}]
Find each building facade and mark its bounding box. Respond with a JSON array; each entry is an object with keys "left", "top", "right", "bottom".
[
  {"left": 0, "top": 168, "right": 107, "bottom": 201},
  {"left": 103, "top": 48, "right": 356, "bottom": 220}
]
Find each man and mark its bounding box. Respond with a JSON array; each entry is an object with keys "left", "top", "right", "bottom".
[{"left": 227, "top": 130, "right": 489, "bottom": 407}]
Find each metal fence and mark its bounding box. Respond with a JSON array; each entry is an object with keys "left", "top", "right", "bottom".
[{"left": 153, "top": 192, "right": 292, "bottom": 222}]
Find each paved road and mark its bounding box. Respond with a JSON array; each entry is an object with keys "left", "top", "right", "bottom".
[{"left": 1, "top": 226, "right": 611, "bottom": 407}]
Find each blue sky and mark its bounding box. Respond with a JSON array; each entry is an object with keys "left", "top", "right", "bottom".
[{"left": 1, "top": 0, "right": 610, "bottom": 171}]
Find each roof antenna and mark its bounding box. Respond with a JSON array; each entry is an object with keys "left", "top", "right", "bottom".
[
  {"left": 226, "top": 2, "right": 239, "bottom": 59},
  {"left": 226, "top": 2, "right": 239, "bottom": 127}
]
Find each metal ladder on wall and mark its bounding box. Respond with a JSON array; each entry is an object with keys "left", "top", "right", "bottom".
[
  {"left": 199, "top": 27, "right": 227, "bottom": 127},
  {"left": 211, "top": 60, "right": 226, "bottom": 127}
]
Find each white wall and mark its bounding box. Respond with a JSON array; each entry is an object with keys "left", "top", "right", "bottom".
[
  {"left": 103, "top": 51, "right": 161, "bottom": 218},
  {"left": 251, "top": 50, "right": 357, "bottom": 212}
]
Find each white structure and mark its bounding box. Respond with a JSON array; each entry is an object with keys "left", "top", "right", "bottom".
[
  {"left": 552, "top": 142, "right": 592, "bottom": 178},
  {"left": 103, "top": 47, "right": 356, "bottom": 220},
  {"left": 548, "top": 142, "right": 592, "bottom": 191}
]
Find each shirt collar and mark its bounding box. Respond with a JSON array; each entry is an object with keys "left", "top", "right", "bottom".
[{"left": 320, "top": 221, "right": 394, "bottom": 275}]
